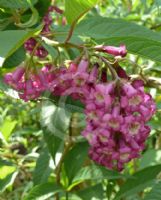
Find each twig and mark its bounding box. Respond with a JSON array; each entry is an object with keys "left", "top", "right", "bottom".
[{"left": 65, "top": 20, "right": 77, "bottom": 43}]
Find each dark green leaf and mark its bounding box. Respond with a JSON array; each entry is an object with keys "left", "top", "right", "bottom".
[
  {"left": 76, "top": 16, "right": 161, "bottom": 63},
  {"left": 144, "top": 181, "right": 161, "bottom": 200},
  {"left": 114, "top": 165, "right": 161, "bottom": 200},
  {"left": 64, "top": 141, "right": 89, "bottom": 185},
  {"left": 0, "top": 171, "right": 18, "bottom": 193},
  {"left": 41, "top": 101, "right": 70, "bottom": 162},
  {"left": 24, "top": 183, "right": 62, "bottom": 200},
  {"left": 2, "top": 46, "right": 26, "bottom": 68},
  {"left": 0, "top": 0, "right": 38, "bottom": 9},
  {"left": 41, "top": 101, "right": 71, "bottom": 137},
  {"left": 140, "top": 149, "right": 161, "bottom": 169},
  {"left": 72, "top": 164, "right": 129, "bottom": 184},
  {"left": 43, "top": 129, "right": 62, "bottom": 163},
  {"left": 33, "top": 148, "right": 51, "bottom": 185},
  {"left": 51, "top": 95, "right": 85, "bottom": 113},
  {"left": 0, "top": 30, "right": 35, "bottom": 58},
  {"left": 35, "top": 0, "right": 51, "bottom": 17},
  {"left": 77, "top": 184, "right": 104, "bottom": 200},
  {"left": 65, "top": 0, "right": 98, "bottom": 24},
  {"left": 42, "top": 43, "right": 58, "bottom": 60}
]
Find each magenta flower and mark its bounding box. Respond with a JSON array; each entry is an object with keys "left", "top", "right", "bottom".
[{"left": 95, "top": 44, "right": 127, "bottom": 57}]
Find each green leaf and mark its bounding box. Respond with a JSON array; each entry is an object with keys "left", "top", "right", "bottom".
[
  {"left": 65, "top": 0, "right": 98, "bottom": 24},
  {"left": 42, "top": 42, "right": 58, "bottom": 60},
  {"left": 114, "top": 165, "right": 161, "bottom": 200},
  {"left": 140, "top": 149, "right": 161, "bottom": 169},
  {"left": 76, "top": 16, "right": 161, "bottom": 63},
  {"left": 0, "top": 165, "right": 16, "bottom": 179},
  {"left": 0, "top": 158, "right": 13, "bottom": 167},
  {"left": 24, "top": 183, "right": 62, "bottom": 200},
  {"left": 72, "top": 164, "right": 128, "bottom": 186},
  {"left": 41, "top": 101, "right": 71, "bottom": 162},
  {"left": 0, "top": 118, "right": 17, "bottom": 140},
  {"left": 52, "top": 95, "right": 85, "bottom": 113},
  {"left": 0, "top": 30, "right": 33, "bottom": 58},
  {"left": 0, "top": 0, "right": 38, "bottom": 9},
  {"left": 2, "top": 46, "right": 26, "bottom": 68},
  {"left": 77, "top": 184, "right": 104, "bottom": 200},
  {"left": 33, "top": 148, "right": 51, "bottom": 185},
  {"left": 43, "top": 129, "right": 62, "bottom": 163},
  {"left": 35, "top": 0, "right": 51, "bottom": 17},
  {"left": 64, "top": 141, "right": 89, "bottom": 185},
  {"left": 41, "top": 101, "right": 71, "bottom": 137},
  {"left": 0, "top": 171, "right": 18, "bottom": 193},
  {"left": 0, "top": 160, "right": 18, "bottom": 193},
  {"left": 144, "top": 181, "right": 161, "bottom": 200}
]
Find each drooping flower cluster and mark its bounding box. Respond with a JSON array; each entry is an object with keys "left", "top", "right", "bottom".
[
  {"left": 82, "top": 79, "right": 156, "bottom": 171},
  {"left": 4, "top": 42, "right": 156, "bottom": 171}
]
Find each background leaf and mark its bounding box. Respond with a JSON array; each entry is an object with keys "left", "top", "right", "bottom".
[
  {"left": 0, "top": 30, "right": 34, "bottom": 58},
  {"left": 0, "top": 171, "right": 18, "bottom": 193},
  {"left": 72, "top": 164, "right": 129, "bottom": 184},
  {"left": 140, "top": 149, "right": 161, "bottom": 169},
  {"left": 76, "top": 16, "right": 161, "bottom": 63},
  {"left": 0, "top": 0, "right": 38, "bottom": 9},
  {"left": 77, "top": 184, "right": 104, "bottom": 200},
  {"left": 114, "top": 165, "right": 161, "bottom": 200},
  {"left": 41, "top": 100, "right": 71, "bottom": 137},
  {"left": 65, "top": 0, "right": 98, "bottom": 24},
  {"left": 0, "top": 118, "right": 17, "bottom": 141},
  {"left": 144, "top": 181, "right": 161, "bottom": 200},
  {"left": 33, "top": 148, "right": 51, "bottom": 185},
  {"left": 24, "top": 183, "right": 62, "bottom": 200},
  {"left": 64, "top": 141, "right": 89, "bottom": 185},
  {"left": 2, "top": 46, "right": 26, "bottom": 68}
]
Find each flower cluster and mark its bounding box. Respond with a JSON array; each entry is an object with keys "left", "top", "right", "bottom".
[
  {"left": 4, "top": 65, "right": 54, "bottom": 101},
  {"left": 82, "top": 79, "right": 156, "bottom": 171},
  {"left": 4, "top": 42, "right": 156, "bottom": 171}
]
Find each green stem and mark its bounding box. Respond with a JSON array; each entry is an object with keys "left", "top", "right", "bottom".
[
  {"left": 65, "top": 191, "right": 69, "bottom": 200},
  {"left": 54, "top": 138, "right": 73, "bottom": 200}
]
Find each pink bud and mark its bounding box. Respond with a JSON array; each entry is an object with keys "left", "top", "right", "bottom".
[
  {"left": 68, "top": 62, "right": 77, "bottom": 73},
  {"left": 12, "top": 67, "right": 25, "bottom": 82},
  {"left": 4, "top": 73, "right": 13, "bottom": 84},
  {"left": 78, "top": 58, "right": 89, "bottom": 72},
  {"left": 116, "top": 66, "right": 129, "bottom": 79},
  {"left": 89, "top": 64, "right": 98, "bottom": 83},
  {"left": 132, "top": 80, "right": 144, "bottom": 89},
  {"left": 103, "top": 45, "right": 127, "bottom": 57},
  {"left": 25, "top": 79, "right": 35, "bottom": 95},
  {"left": 96, "top": 44, "right": 127, "bottom": 57}
]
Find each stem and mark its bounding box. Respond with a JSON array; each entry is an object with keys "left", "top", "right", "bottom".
[
  {"left": 65, "top": 191, "right": 69, "bottom": 200},
  {"left": 65, "top": 20, "right": 77, "bottom": 43},
  {"left": 54, "top": 138, "right": 73, "bottom": 200},
  {"left": 25, "top": 41, "right": 40, "bottom": 79},
  {"left": 101, "top": 56, "right": 120, "bottom": 80}
]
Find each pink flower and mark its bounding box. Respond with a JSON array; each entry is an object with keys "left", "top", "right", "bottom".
[
  {"left": 95, "top": 44, "right": 127, "bottom": 57},
  {"left": 103, "top": 45, "right": 127, "bottom": 57}
]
